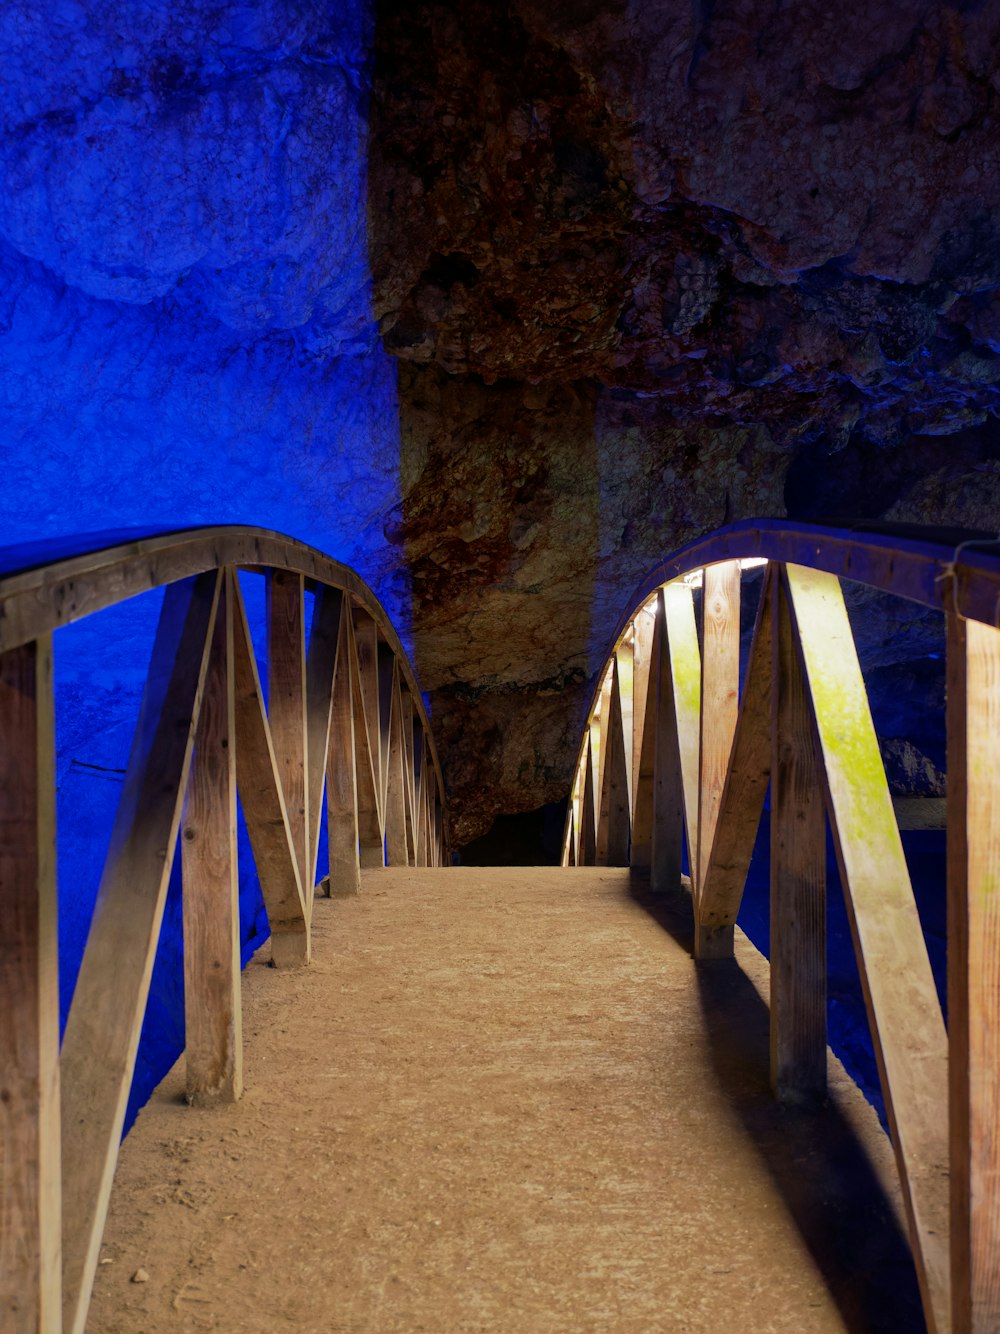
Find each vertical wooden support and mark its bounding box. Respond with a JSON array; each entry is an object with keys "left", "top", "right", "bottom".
[
  {"left": 616, "top": 636, "right": 635, "bottom": 815},
  {"left": 0, "top": 636, "right": 60, "bottom": 1333},
  {"left": 182, "top": 570, "right": 242, "bottom": 1106},
  {"left": 660, "top": 583, "right": 702, "bottom": 891},
  {"left": 769, "top": 567, "right": 826, "bottom": 1103},
  {"left": 401, "top": 692, "right": 418, "bottom": 863},
  {"left": 698, "top": 563, "right": 740, "bottom": 893},
  {"left": 948, "top": 611, "right": 1000, "bottom": 1334},
  {"left": 304, "top": 585, "right": 343, "bottom": 893},
  {"left": 326, "top": 600, "right": 361, "bottom": 896},
  {"left": 597, "top": 657, "right": 630, "bottom": 866},
  {"left": 384, "top": 663, "right": 410, "bottom": 867},
  {"left": 231, "top": 580, "right": 308, "bottom": 968},
  {"left": 377, "top": 643, "right": 395, "bottom": 821},
  {"left": 630, "top": 610, "right": 657, "bottom": 871},
  {"left": 579, "top": 736, "right": 598, "bottom": 866},
  {"left": 351, "top": 611, "right": 385, "bottom": 868},
  {"left": 267, "top": 570, "right": 308, "bottom": 897},
  {"left": 650, "top": 591, "right": 684, "bottom": 895},
  {"left": 786, "top": 563, "right": 949, "bottom": 1334},
  {"left": 61, "top": 572, "right": 219, "bottom": 1334}
]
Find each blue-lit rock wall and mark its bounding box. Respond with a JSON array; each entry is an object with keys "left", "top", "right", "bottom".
[{"left": 0, "top": 2, "right": 409, "bottom": 1127}]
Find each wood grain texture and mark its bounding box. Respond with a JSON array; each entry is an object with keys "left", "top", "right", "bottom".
[
  {"left": 182, "top": 570, "right": 242, "bottom": 1107},
  {"left": 697, "top": 562, "right": 741, "bottom": 896},
  {"left": 60, "top": 571, "right": 219, "bottom": 1334},
  {"left": 377, "top": 643, "right": 396, "bottom": 819},
  {"left": 629, "top": 610, "right": 657, "bottom": 870},
  {"left": 598, "top": 657, "right": 630, "bottom": 867},
  {"left": 304, "top": 585, "right": 343, "bottom": 892},
  {"left": 698, "top": 569, "right": 773, "bottom": 940},
  {"left": 384, "top": 662, "right": 410, "bottom": 867},
  {"left": 786, "top": 562, "right": 949, "bottom": 1334},
  {"left": 325, "top": 599, "right": 361, "bottom": 897},
  {"left": 948, "top": 611, "right": 1000, "bottom": 1334},
  {"left": 616, "top": 638, "right": 635, "bottom": 816},
  {"left": 349, "top": 609, "right": 385, "bottom": 869},
  {"left": 650, "top": 589, "right": 685, "bottom": 896},
  {"left": 231, "top": 578, "right": 308, "bottom": 966},
  {"left": 579, "top": 736, "right": 598, "bottom": 867},
  {"left": 0, "top": 636, "right": 60, "bottom": 1333},
  {"left": 266, "top": 570, "right": 308, "bottom": 894},
  {"left": 769, "top": 569, "right": 826, "bottom": 1103},
  {"left": 662, "top": 583, "right": 701, "bottom": 882}
]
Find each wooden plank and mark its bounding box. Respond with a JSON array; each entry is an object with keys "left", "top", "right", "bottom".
[
  {"left": 267, "top": 570, "right": 308, "bottom": 897},
  {"left": 182, "top": 570, "right": 242, "bottom": 1106},
  {"left": 377, "top": 642, "right": 395, "bottom": 818},
  {"left": 579, "top": 736, "right": 597, "bottom": 866},
  {"left": 415, "top": 736, "right": 429, "bottom": 868},
  {"left": 697, "top": 562, "right": 741, "bottom": 896},
  {"left": 947, "top": 611, "right": 1000, "bottom": 1334},
  {"left": 231, "top": 578, "right": 308, "bottom": 968},
  {"left": 615, "top": 636, "right": 635, "bottom": 815},
  {"left": 786, "top": 562, "right": 949, "bottom": 1334},
  {"left": 384, "top": 662, "right": 410, "bottom": 867},
  {"left": 0, "top": 635, "right": 60, "bottom": 1332},
  {"left": 630, "top": 610, "right": 657, "bottom": 870},
  {"left": 348, "top": 609, "right": 384, "bottom": 869},
  {"left": 305, "top": 585, "right": 343, "bottom": 891},
  {"left": 769, "top": 568, "right": 826, "bottom": 1102},
  {"left": 697, "top": 570, "right": 774, "bottom": 957},
  {"left": 60, "top": 571, "right": 220, "bottom": 1334},
  {"left": 662, "top": 582, "right": 701, "bottom": 879},
  {"left": 326, "top": 599, "right": 361, "bottom": 897},
  {"left": 401, "top": 691, "right": 418, "bottom": 864},
  {"left": 597, "top": 657, "right": 630, "bottom": 867},
  {"left": 651, "top": 589, "right": 685, "bottom": 896}
]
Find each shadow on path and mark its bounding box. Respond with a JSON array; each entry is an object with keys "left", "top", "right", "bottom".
[{"left": 628, "top": 877, "right": 926, "bottom": 1334}]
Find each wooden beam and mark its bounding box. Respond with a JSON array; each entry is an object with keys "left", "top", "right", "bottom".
[
  {"left": 650, "top": 589, "right": 685, "bottom": 896},
  {"left": 597, "top": 656, "right": 630, "bottom": 867},
  {"left": 630, "top": 609, "right": 657, "bottom": 870},
  {"left": 697, "top": 562, "right": 741, "bottom": 898},
  {"left": 231, "top": 578, "right": 308, "bottom": 968},
  {"left": 697, "top": 570, "right": 774, "bottom": 956},
  {"left": 947, "top": 611, "right": 1000, "bottom": 1334},
  {"left": 348, "top": 608, "right": 384, "bottom": 869},
  {"left": 615, "top": 636, "right": 635, "bottom": 815},
  {"left": 769, "top": 567, "right": 826, "bottom": 1102},
  {"left": 325, "top": 599, "right": 361, "bottom": 897},
  {"left": 0, "top": 635, "right": 60, "bottom": 1333},
  {"left": 786, "top": 562, "right": 949, "bottom": 1334},
  {"left": 384, "top": 662, "right": 410, "bottom": 867},
  {"left": 60, "top": 571, "right": 220, "bottom": 1334},
  {"left": 266, "top": 570, "right": 308, "bottom": 896},
  {"left": 579, "top": 736, "right": 597, "bottom": 866},
  {"left": 377, "top": 642, "right": 395, "bottom": 819},
  {"left": 401, "top": 691, "right": 418, "bottom": 864},
  {"left": 662, "top": 583, "right": 701, "bottom": 885},
  {"left": 304, "top": 585, "right": 343, "bottom": 891},
  {"left": 182, "top": 569, "right": 242, "bottom": 1106}
]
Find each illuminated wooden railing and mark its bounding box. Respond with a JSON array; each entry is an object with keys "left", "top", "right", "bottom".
[
  {"left": 562, "top": 518, "right": 1000, "bottom": 1334},
  {"left": 0, "top": 526, "right": 447, "bottom": 1334}
]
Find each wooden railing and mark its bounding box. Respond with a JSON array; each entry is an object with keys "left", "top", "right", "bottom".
[
  {"left": 0, "top": 526, "right": 446, "bottom": 1334},
  {"left": 562, "top": 518, "right": 1000, "bottom": 1334}
]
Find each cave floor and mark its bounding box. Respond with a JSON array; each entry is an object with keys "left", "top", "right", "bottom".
[{"left": 89, "top": 868, "right": 924, "bottom": 1333}]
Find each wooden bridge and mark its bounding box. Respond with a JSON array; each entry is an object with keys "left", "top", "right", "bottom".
[{"left": 2, "top": 521, "right": 999, "bottom": 1332}]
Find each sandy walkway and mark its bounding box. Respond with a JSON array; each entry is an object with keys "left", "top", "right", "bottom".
[{"left": 88, "top": 868, "right": 924, "bottom": 1332}]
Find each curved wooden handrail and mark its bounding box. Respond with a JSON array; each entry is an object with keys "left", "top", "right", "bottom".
[
  {"left": 0, "top": 527, "right": 448, "bottom": 1333},
  {"left": 562, "top": 518, "right": 1000, "bottom": 1334}
]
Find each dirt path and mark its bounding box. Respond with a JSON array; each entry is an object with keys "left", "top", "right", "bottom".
[{"left": 88, "top": 868, "right": 924, "bottom": 1333}]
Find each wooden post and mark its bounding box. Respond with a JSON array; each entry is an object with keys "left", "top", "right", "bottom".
[
  {"left": 182, "top": 570, "right": 242, "bottom": 1106},
  {"left": 384, "top": 663, "right": 410, "bottom": 867},
  {"left": 650, "top": 590, "right": 684, "bottom": 896},
  {"left": 698, "top": 562, "right": 740, "bottom": 894},
  {"left": 579, "top": 736, "right": 598, "bottom": 866},
  {"left": 630, "top": 610, "right": 657, "bottom": 871},
  {"left": 769, "top": 567, "right": 826, "bottom": 1103},
  {"left": 616, "top": 636, "right": 635, "bottom": 816},
  {"left": 304, "top": 585, "right": 342, "bottom": 893},
  {"left": 662, "top": 583, "right": 702, "bottom": 885},
  {"left": 349, "top": 609, "right": 385, "bottom": 869},
  {"left": 326, "top": 600, "right": 361, "bottom": 896},
  {"left": 231, "top": 579, "right": 308, "bottom": 968},
  {"left": 597, "top": 657, "right": 630, "bottom": 867},
  {"left": 0, "top": 636, "right": 61, "bottom": 1333},
  {"left": 948, "top": 610, "right": 1000, "bottom": 1334},
  {"left": 267, "top": 570, "right": 308, "bottom": 896},
  {"left": 786, "top": 562, "right": 949, "bottom": 1334},
  {"left": 60, "top": 572, "right": 220, "bottom": 1334}
]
